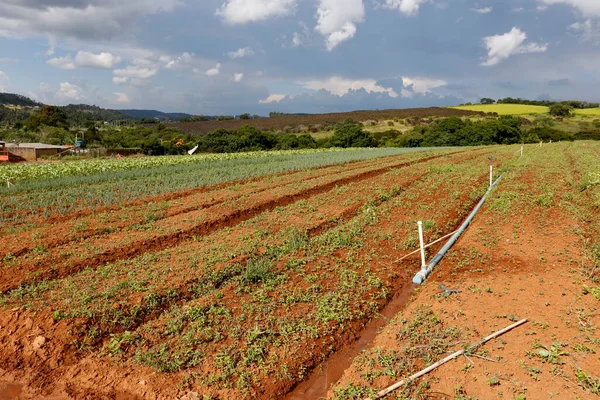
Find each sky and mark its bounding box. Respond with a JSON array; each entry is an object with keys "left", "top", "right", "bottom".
[{"left": 1, "top": 0, "right": 600, "bottom": 115}]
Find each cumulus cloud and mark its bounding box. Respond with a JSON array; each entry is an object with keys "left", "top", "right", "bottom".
[
  {"left": 401, "top": 76, "right": 447, "bottom": 97},
  {"left": 47, "top": 55, "right": 76, "bottom": 70},
  {"left": 0, "top": 0, "right": 181, "bottom": 41},
  {"left": 55, "top": 82, "right": 85, "bottom": 102},
  {"left": 75, "top": 51, "right": 121, "bottom": 69},
  {"left": 481, "top": 27, "right": 548, "bottom": 66},
  {"left": 315, "top": 0, "right": 365, "bottom": 51},
  {"left": 471, "top": 7, "right": 492, "bottom": 14},
  {"left": 569, "top": 19, "right": 600, "bottom": 43},
  {"left": 165, "top": 52, "right": 194, "bottom": 70},
  {"left": 112, "top": 66, "right": 158, "bottom": 84},
  {"left": 48, "top": 51, "right": 121, "bottom": 70},
  {"left": 233, "top": 73, "right": 244, "bottom": 82},
  {"left": 383, "top": 0, "right": 430, "bottom": 16},
  {"left": 216, "top": 0, "right": 296, "bottom": 24},
  {"left": 113, "top": 92, "right": 130, "bottom": 104},
  {"left": 302, "top": 76, "right": 398, "bottom": 97},
  {"left": 228, "top": 47, "right": 255, "bottom": 59},
  {"left": 538, "top": 0, "right": 600, "bottom": 17},
  {"left": 206, "top": 63, "right": 221, "bottom": 76},
  {"left": 259, "top": 94, "right": 286, "bottom": 104}
]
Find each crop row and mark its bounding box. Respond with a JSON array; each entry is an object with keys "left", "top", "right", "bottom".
[
  {"left": 0, "top": 148, "right": 444, "bottom": 224},
  {"left": 0, "top": 147, "right": 516, "bottom": 399}
]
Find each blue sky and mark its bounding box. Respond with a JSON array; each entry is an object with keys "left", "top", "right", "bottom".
[{"left": 1, "top": 0, "right": 599, "bottom": 115}]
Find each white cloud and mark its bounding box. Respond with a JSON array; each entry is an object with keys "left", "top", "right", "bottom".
[
  {"left": 75, "top": 51, "right": 121, "bottom": 69},
  {"left": 536, "top": 5, "right": 548, "bottom": 11},
  {"left": 165, "top": 52, "right": 194, "bottom": 69},
  {"left": 234, "top": 73, "right": 244, "bottom": 82},
  {"left": 401, "top": 76, "right": 447, "bottom": 97},
  {"left": 383, "top": 0, "right": 430, "bottom": 16},
  {"left": 228, "top": 47, "right": 255, "bottom": 59},
  {"left": 206, "top": 63, "right": 221, "bottom": 76},
  {"left": 471, "top": 7, "right": 493, "bottom": 14},
  {"left": 0, "top": 1, "right": 181, "bottom": 41},
  {"left": 538, "top": 0, "right": 600, "bottom": 17},
  {"left": 48, "top": 51, "right": 122, "bottom": 70},
  {"left": 302, "top": 76, "right": 398, "bottom": 97},
  {"left": 216, "top": 0, "right": 297, "bottom": 24},
  {"left": 481, "top": 27, "right": 548, "bottom": 66},
  {"left": 113, "top": 92, "right": 130, "bottom": 104},
  {"left": 292, "top": 32, "right": 303, "bottom": 47},
  {"left": 0, "top": 71, "right": 8, "bottom": 92},
  {"left": 259, "top": 94, "right": 286, "bottom": 104},
  {"left": 47, "top": 55, "right": 76, "bottom": 70},
  {"left": 288, "top": 21, "right": 311, "bottom": 48},
  {"left": 113, "top": 77, "right": 129, "bottom": 84},
  {"left": 112, "top": 66, "right": 158, "bottom": 84},
  {"left": 315, "top": 0, "right": 365, "bottom": 51},
  {"left": 569, "top": 19, "right": 600, "bottom": 43},
  {"left": 55, "top": 82, "right": 85, "bottom": 103}
]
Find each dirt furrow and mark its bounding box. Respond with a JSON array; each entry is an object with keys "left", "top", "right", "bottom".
[
  {"left": 1, "top": 151, "right": 472, "bottom": 293},
  {"left": 0, "top": 150, "right": 463, "bottom": 260}
]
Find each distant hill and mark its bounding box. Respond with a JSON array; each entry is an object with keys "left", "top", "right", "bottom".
[
  {"left": 117, "top": 109, "right": 193, "bottom": 121},
  {"left": 63, "top": 104, "right": 130, "bottom": 124},
  {"left": 0, "top": 93, "right": 43, "bottom": 107}
]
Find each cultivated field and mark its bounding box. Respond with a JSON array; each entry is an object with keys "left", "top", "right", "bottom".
[
  {"left": 452, "top": 103, "right": 600, "bottom": 117},
  {"left": 451, "top": 104, "right": 550, "bottom": 115},
  {"left": 0, "top": 143, "right": 598, "bottom": 400},
  {"left": 331, "top": 141, "right": 600, "bottom": 399},
  {"left": 164, "top": 108, "right": 485, "bottom": 135}
]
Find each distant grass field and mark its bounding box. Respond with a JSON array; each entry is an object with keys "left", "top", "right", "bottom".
[
  {"left": 450, "top": 104, "right": 549, "bottom": 115},
  {"left": 575, "top": 108, "right": 600, "bottom": 116}
]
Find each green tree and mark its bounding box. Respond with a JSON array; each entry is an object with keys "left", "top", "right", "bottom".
[
  {"left": 480, "top": 98, "right": 495, "bottom": 105},
  {"left": 549, "top": 103, "right": 573, "bottom": 117},
  {"left": 328, "top": 124, "right": 375, "bottom": 148}
]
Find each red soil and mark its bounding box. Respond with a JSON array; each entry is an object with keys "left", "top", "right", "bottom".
[{"left": 0, "top": 145, "right": 557, "bottom": 400}]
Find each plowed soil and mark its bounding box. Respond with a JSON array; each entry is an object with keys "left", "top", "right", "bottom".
[
  {"left": 330, "top": 142, "right": 600, "bottom": 400},
  {"left": 3, "top": 143, "right": 596, "bottom": 400}
]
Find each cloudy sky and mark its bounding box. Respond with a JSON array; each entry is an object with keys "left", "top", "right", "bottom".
[{"left": 0, "top": 0, "right": 599, "bottom": 114}]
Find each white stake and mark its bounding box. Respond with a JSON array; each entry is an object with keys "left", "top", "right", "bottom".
[
  {"left": 417, "top": 221, "right": 426, "bottom": 268},
  {"left": 520, "top": 146, "right": 523, "bottom": 157},
  {"left": 490, "top": 164, "right": 493, "bottom": 188}
]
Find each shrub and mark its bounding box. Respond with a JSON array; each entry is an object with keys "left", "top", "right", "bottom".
[
  {"left": 549, "top": 103, "right": 573, "bottom": 117},
  {"left": 328, "top": 123, "right": 376, "bottom": 148}
]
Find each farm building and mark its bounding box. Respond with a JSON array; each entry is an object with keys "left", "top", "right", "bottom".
[
  {"left": 0, "top": 141, "right": 8, "bottom": 162},
  {"left": 5, "top": 142, "right": 67, "bottom": 161}
]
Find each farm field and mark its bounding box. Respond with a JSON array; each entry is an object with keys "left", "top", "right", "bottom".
[
  {"left": 331, "top": 141, "right": 600, "bottom": 399},
  {"left": 452, "top": 103, "right": 600, "bottom": 118},
  {"left": 163, "top": 107, "right": 484, "bottom": 135},
  {"left": 0, "top": 142, "right": 598, "bottom": 400},
  {"left": 450, "top": 104, "right": 550, "bottom": 115}
]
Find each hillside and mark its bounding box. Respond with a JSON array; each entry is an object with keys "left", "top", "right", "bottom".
[
  {"left": 118, "top": 109, "right": 193, "bottom": 121},
  {"left": 0, "top": 93, "right": 42, "bottom": 108},
  {"left": 167, "top": 107, "right": 487, "bottom": 135}
]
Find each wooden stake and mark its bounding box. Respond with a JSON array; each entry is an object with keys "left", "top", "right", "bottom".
[{"left": 364, "top": 319, "right": 528, "bottom": 400}]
